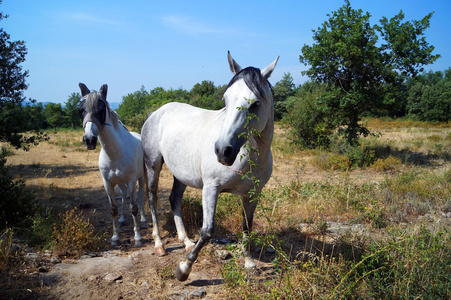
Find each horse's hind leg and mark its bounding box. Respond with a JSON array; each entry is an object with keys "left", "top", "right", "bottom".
[
  {"left": 104, "top": 180, "right": 120, "bottom": 246},
  {"left": 118, "top": 183, "right": 127, "bottom": 227},
  {"left": 242, "top": 196, "right": 258, "bottom": 270},
  {"left": 170, "top": 178, "right": 195, "bottom": 252},
  {"left": 127, "top": 178, "right": 143, "bottom": 247},
  {"left": 137, "top": 177, "right": 147, "bottom": 229},
  {"left": 144, "top": 156, "right": 166, "bottom": 256}
]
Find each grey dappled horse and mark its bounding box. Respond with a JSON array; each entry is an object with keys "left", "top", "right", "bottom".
[
  {"left": 141, "top": 52, "right": 278, "bottom": 281},
  {"left": 78, "top": 83, "right": 146, "bottom": 247}
]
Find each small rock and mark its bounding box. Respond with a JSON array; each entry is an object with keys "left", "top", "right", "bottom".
[
  {"left": 87, "top": 275, "right": 98, "bottom": 282},
  {"left": 104, "top": 272, "right": 122, "bottom": 283},
  {"left": 190, "top": 287, "right": 207, "bottom": 299},
  {"left": 24, "top": 252, "right": 40, "bottom": 260},
  {"left": 50, "top": 257, "right": 61, "bottom": 264},
  {"left": 141, "top": 280, "right": 150, "bottom": 287}
]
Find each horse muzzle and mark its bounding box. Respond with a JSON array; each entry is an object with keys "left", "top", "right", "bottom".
[
  {"left": 214, "top": 141, "right": 240, "bottom": 166},
  {"left": 83, "top": 135, "right": 98, "bottom": 150}
]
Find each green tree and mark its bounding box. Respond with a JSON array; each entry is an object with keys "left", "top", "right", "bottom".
[
  {"left": 300, "top": 1, "right": 439, "bottom": 145},
  {"left": 407, "top": 69, "right": 451, "bottom": 122},
  {"left": 189, "top": 80, "right": 224, "bottom": 110},
  {"left": 190, "top": 80, "right": 215, "bottom": 98},
  {"left": 64, "top": 92, "right": 82, "bottom": 128},
  {"left": 116, "top": 86, "right": 150, "bottom": 120},
  {"left": 0, "top": 2, "right": 47, "bottom": 149},
  {"left": 44, "top": 103, "right": 65, "bottom": 129},
  {"left": 273, "top": 72, "right": 295, "bottom": 120}
]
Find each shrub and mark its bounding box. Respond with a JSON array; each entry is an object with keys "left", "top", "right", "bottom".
[
  {"left": 52, "top": 208, "right": 105, "bottom": 257},
  {"left": 370, "top": 155, "right": 403, "bottom": 171},
  {"left": 285, "top": 92, "right": 333, "bottom": 149},
  {"left": 0, "top": 147, "right": 37, "bottom": 231}
]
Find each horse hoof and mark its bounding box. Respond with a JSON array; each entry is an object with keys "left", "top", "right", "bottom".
[
  {"left": 175, "top": 262, "right": 191, "bottom": 282},
  {"left": 134, "top": 239, "right": 143, "bottom": 247},
  {"left": 118, "top": 221, "right": 126, "bottom": 227},
  {"left": 111, "top": 240, "right": 120, "bottom": 247},
  {"left": 155, "top": 246, "right": 167, "bottom": 257}
]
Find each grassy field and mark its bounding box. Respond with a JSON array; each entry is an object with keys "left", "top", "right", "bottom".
[{"left": 1, "top": 118, "right": 451, "bottom": 299}]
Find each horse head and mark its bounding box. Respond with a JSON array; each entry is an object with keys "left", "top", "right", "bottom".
[
  {"left": 214, "top": 52, "right": 279, "bottom": 166},
  {"left": 78, "top": 83, "right": 109, "bottom": 150}
]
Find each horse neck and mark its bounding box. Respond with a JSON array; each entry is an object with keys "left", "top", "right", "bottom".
[
  {"left": 249, "top": 106, "right": 274, "bottom": 161},
  {"left": 97, "top": 121, "right": 129, "bottom": 159}
]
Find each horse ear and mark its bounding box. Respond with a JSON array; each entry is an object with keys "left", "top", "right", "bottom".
[
  {"left": 99, "top": 84, "right": 108, "bottom": 101},
  {"left": 79, "top": 83, "right": 90, "bottom": 96},
  {"left": 261, "top": 56, "right": 279, "bottom": 80},
  {"left": 227, "top": 51, "right": 242, "bottom": 75}
]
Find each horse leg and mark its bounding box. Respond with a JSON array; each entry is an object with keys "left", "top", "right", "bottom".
[
  {"left": 169, "top": 178, "right": 195, "bottom": 252},
  {"left": 104, "top": 180, "right": 120, "bottom": 246},
  {"left": 176, "top": 185, "right": 219, "bottom": 281},
  {"left": 242, "top": 196, "right": 259, "bottom": 270},
  {"left": 127, "top": 178, "right": 143, "bottom": 247},
  {"left": 118, "top": 183, "right": 127, "bottom": 227},
  {"left": 144, "top": 157, "right": 166, "bottom": 256},
  {"left": 137, "top": 177, "right": 148, "bottom": 229}
]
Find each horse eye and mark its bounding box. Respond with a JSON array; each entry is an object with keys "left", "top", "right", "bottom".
[{"left": 249, "top": 101, "right": 260, "bottom": 111}]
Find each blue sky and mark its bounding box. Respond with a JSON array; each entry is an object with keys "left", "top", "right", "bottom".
[{"left": 2, "top": 0, "right": 450, "bottom": 104}]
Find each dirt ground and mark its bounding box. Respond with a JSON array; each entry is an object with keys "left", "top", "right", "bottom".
[{"left": 3, "top": 127, "right": 449, "bottom": 299}]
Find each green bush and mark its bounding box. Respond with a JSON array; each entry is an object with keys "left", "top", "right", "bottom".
[
  {"left": 286, "top": 92, "right": 333, "bottom": 149},
  {"left": 0, "top": 147, "right": 37, "bottom": 231}
]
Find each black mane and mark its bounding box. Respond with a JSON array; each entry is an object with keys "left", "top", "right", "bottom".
[{"left": 225, "top": 67, "right": 272, "bottom": 101}]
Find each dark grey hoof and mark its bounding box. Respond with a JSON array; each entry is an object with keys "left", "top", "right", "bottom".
[
  {"left": 134, "top": 239, "right": 143, "bottom": 247},
  {"left": 111, "top": 240, "right": 120, "bottom": 247},
  {"left": 118, "top": 221, "right": 126, "bottom": 227},
  {"left": 175, "top": 265, "right": 190, "bottom": 282}
]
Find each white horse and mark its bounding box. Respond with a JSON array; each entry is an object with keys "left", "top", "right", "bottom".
[
  {"left": 141, "top": 52, "right": 278, "bottom": 281},
  {"left": 78, "top": 83, "right": 146, "bottom": 247}
]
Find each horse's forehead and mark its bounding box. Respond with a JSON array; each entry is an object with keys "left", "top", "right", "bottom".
[
  {"left": 224, "top": 79, "right": 256, "bottom": 103},
  {"left": 84, "top": 92, "right": 106, "bottom": 111}
]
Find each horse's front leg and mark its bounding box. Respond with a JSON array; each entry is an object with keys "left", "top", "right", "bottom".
[
  {"left": 104, "top": 180, "right": 120, "bottom": 246},
  {"left": 176, "top": 185, "right": 219, "bottom": 281},
  {"left": 170, "top": 178, "right": 195, "bottom": 252},
  {"left": 242, "top": 195, "right": 259, "bottom": 270},
  {"left": 127, "top": 178, "right": 143, "bottom": 247},
  {"left": 118, "top": 183, "right": 127, "bottom": 227}
]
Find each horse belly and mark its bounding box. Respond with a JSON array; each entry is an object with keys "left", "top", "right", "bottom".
[{"left": 163, "top": 153, "right": 204, "bottom": 189}]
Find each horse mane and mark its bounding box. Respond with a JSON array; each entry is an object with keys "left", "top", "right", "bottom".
[
  {"left": 85, "top": 91, "right": 129, "bottom": 132},
  {"left": 225, "top": 67, "right": 273, "bottom": 102}
]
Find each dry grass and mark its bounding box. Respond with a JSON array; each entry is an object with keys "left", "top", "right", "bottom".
[{"left": 2, "top": 121, "right": 451, "bottom": 299}]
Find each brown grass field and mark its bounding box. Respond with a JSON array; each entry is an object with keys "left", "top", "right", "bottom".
[{"left": 2, "top": 119, "right": 451, "bottom": 299}]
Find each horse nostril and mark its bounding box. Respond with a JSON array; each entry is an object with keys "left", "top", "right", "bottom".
[{"left": 223, "top": 146, "right": 233, "bottom": 158}]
